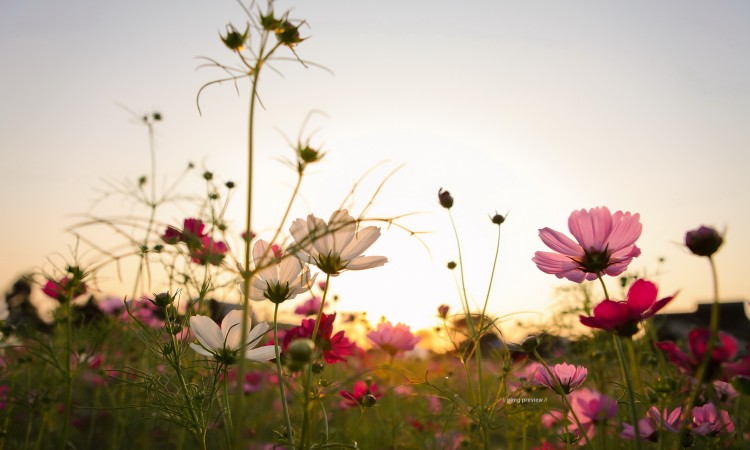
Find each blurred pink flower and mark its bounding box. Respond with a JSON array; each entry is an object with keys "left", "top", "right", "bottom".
[
  {"left": 289, "top": 209, "right": 387, "bottom": 276},
  {"left": 98, "top": 297, "right": 125, "bottom": 315},
  {"left": 579, "top": 279, "right": 676, "bottom": 336},
  {"left": 368, "top": 321, "right": 421, "bottom": 356},
  {"left": 691, "top": 403, "right": 734, "bottom": 436},
  {"left": 532, "top": 206, "right": 641, "bottom": 283},
  {"left": 535, "top": 362, "right": 587, "bottom": 394},
  {"left": 656, "top": 328, "right": 738, "bottom": 380},
  {"left": 294, "top": 296, "right": 322, "bottom": 316},
  {"left": 339, "top": 380, "right": 382, "bottom": 408},
  {"left": 189, "top": 236, "right": 228, "bottom": 266},
  {"left": 0, "top": 385, "right": 9, "bottom": 409},
  {"left": 621, "top": 406, "right": 681, "bottom": 441},
  {"left": 570, "top": 388, "right": 618, "bottom": 425},
  {"left": 42, "top": 276, "right": 87, "bottom": 302}
]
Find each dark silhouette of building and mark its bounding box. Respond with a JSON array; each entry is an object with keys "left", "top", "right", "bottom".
[{"left": 653, "top": 301, "right": 749, "bottom": 351}]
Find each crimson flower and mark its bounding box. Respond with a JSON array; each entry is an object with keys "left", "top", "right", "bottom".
[
  {"left": 339, "top": 380, "right": 382, "bottom": 408},
  {"left": 656, "top": 328, "right": 739, "bottom": 381},
  {"left": 579, "top": 280, "right": 676, "bottom": 336},
  {"left": 42, "top": 276, "right": 87, "bottom": 302},
  {"left": 532, "top": 206, "right": 641, "bottom": 282},
  {"left": 282, "top": 313, "right": 356, "bottom": 364},
  {"left": 189, "top": 236, "right": 228, "bottom": 266}
]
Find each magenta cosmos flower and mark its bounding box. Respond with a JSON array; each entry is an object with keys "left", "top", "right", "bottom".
[
  {"left": 691, "top": 403, "right": 734, "bottom": 436},
  {"left": 368, "top": 321, "right": 421, "bottom": 357},
  {"left": 656, "top": 328, "right": 739, "bottom": 380},
  {"left": 339, "top": 380, "right": 382, "bottom": 408},
  {"left": 535, "top": 362, "right": 588, "bottom": 394},
  {"left": 579, "top": 279, "right": 676, "bottom": 336},
  {"left": 282, "top": 313, "right": 356, "bottom": 364},
  {"left": 533, "top": 206, "right": 642, "bottom": 282}
]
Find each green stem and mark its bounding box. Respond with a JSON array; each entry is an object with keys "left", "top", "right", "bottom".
[
  {"left": 301, "top": 273, "right": 332, "bottom": 449},
  {"left": 60, "top": 302, "right": 74, "bottom": 450},
  {"left": 671, "top": 255, "right": 720, "bottom": 450},
  {"left": 274, "top": 303, "right": 295, "bottom": 447},
  {"left": 613, "top": 335, "right": 641, "bottom": 450},
  {"left": 233, "top": 36, "right": 267, "bottom": 448},
  {"left": 624, "top": 336, "right": 644, "bottom": 396}
]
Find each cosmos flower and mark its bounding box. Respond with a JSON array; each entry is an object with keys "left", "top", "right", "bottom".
[
  {"left": 339, "top": 380, "right": 382, "bottom": 408},
  {"left": 685, "top": 226, "right": 723, "bottom": 257},
  {"left": 248, "top": 239, "right": 314, "bottom": 304},
  {"left": 42, "top": 276, "right": 87, "bottom": 302},
  {"left": 570, "top": 388, "right": 618, "bottom": 425},
  {"left": 579, "top": 279, "right": 676, "bottom": 336},
  {"left": 535, "top": 362, "right": 588, "bottom": 395},
  {"left": 532, "top": 206, "right": 641, "bottom": 283},
  {"left": 289, "top": 209, "right": 387, "bottom": 276},
  {"left": 282, "top": 313, "right": 356, "bottom": 364},
  {"left": 189, "top": 310, "right": 275, "bottom": 364},
  {"left": 294, "top": 296, "right": 322, "bottom": 316},
  {"left": 189, "top": 236, "right": 228, "bottom": 266},
  {"left": 368, "top": 321, "right": 421, "bottom": 357},
  {"left": 656, "top": 328, "right": 739, "bottom": 380},
  {"left": 621, "top": 406, "right": 681, "bottom": 441},
  {"left": 690, "top": 403, "right": 734, "bottom": 436}
]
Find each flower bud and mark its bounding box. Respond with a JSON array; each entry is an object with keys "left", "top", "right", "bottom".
[
  {"left": 287, "top": 338, "right": 315, "bottom": 364},
  {"left": 221, "top": 24, "right": 249, "bottom": 51},
  {"left": 438, "top": 188, "right": 453, "bottom": 209},
  {"left": 361, "top": 394, "right": 378, "bottom": 408},
  {"left": 446, "top": 261, "right": 457, "bottom": 270},
  {"left": 490, "top": 213, "right": 505, "bottom": 225},
  {"left": 275, "top": 20, "right": 304, "bottom": 47},
  {"left": 521, "top": 335, "right": 540, "bottom": 353},
  {"left": 437, "top": 304, "right": 450, "bottom": 319},
  {"left": 151, "top": 292, "right": 174, "bottom": 309},
  {"left": 685, "top": 226, "right": 723, "bottom": 257}
]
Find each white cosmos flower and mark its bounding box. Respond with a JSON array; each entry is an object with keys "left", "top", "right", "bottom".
[
  {"left": 189, "top": 310, "right": 275, "bottom": 364},
  {"left": 249, "top": 239, "right": 315, "bottom": 303},
  {"left": 289, "top": 209, "right": 387, "bottom": 276}
]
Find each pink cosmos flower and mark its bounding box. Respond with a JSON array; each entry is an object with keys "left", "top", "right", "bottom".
[
  {"left": 570, "top": 388, "right": 618, "bottom": 426},
  {"left": 621, "top": 417, "right": 658, "bottom": 441},
  {"left": 189, "top": 236, "right": 228, "bottom": 266},
  {"left": 294, "top": 296, "right": 322, "bottom": 316},
  {"left": 532, "top": 206, "right": 642, "bottom": 282},
  {"left": 42, "top": 276, "right": 87, "bottom": 302},
  {"left": 535, "top": 362, "right": 587, "bottom": 394},
  {"left": 656, "top": 328, "right": 738, "bottom": 380},
  {"left": 579, "top": 280, "right": 676, "bottom": 336},
  {"left": 621, "top": 406, "right": 682, "bottom": 441},
  {"left": 339, "top": 380, "right": 382, "bottom": 408},
  {"left": 282, "top": 313, "right": 356, "bottom": 364},
  {"left": 98, "top": 297, "right": 126, "bottom": 315},
  {"left": 368, "top": 321, "right": 421, "bottom": 357},
  {"left": 690, "top": 403, "right": 734, "bottom": 436}
]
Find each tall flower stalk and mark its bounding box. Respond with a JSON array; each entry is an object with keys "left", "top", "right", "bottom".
[{"left": 671, "top": 226, "right": 723, "bottom": 450}]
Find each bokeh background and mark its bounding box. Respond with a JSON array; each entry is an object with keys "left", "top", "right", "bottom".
[{"left": 2, "top": 0, "right": 749, "bottom": 335}]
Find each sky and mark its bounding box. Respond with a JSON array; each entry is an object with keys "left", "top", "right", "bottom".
[{"left": 2, "top": 0, "right": 749, "bottom": 337}]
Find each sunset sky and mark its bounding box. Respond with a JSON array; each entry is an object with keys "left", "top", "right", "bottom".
[{"left": 2, "top": 0, "right": 749, "bottom": 335}]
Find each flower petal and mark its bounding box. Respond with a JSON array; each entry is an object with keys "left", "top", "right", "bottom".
[
  {"left": 346, "top": 255, "right": 388, "bottom": 270},
  {"left": 339, "top": 226, "right": 382, "bottom": 262},
  {"left": 538, "top": 228, "right": 582, "bottom": 257},
  {"left": 222, "top": 310, "right": 245, "bottom": 350},
  {"left": 244, "top": 345, "right": 276, "bottom": 361},
  {"left": 190, "top": 315, "right": 223, "bottom": 351}
]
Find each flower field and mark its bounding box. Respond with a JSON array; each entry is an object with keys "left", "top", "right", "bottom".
[{"left": 1, "top": 2, "right": 748, "bottom": 449}]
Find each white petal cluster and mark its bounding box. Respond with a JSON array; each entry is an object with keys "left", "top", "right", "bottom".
[
  {"left": 189, "top": 310, "right": 275, "bottom": 363},
  {"left": 249, "top": 240, "right": 314, "bottom": 303},
  {"left": 289, "top": 209, "right": 387, "bottom": 276}
]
